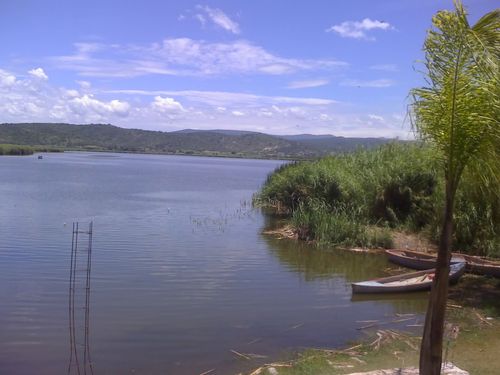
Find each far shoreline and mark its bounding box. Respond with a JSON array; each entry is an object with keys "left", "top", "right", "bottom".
[{"left": 26, "top": 147, "right": 296, "bottom": 162}]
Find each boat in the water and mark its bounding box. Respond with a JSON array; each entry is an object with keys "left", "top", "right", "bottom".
[
  {"left": 453, "top": 253, "right": 500, "bottom": 278},
  {"left": 351, "top": 262, "right": 466, "bottom": 294},
  {"left": 386, "top": 249, "right": 464, "bottom": 270}
]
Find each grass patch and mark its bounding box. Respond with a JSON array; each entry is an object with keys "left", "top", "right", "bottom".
[{"left": 250, "top": 305, "right": 500, "bottom": 375}]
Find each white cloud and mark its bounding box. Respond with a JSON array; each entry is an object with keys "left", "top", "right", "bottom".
[
  {"left": 151, "top": 96, "right": 185, "bottom": 113},
  {"left": 0, "top": 68, "right": 132, "bottom": 123},
  {"left": 28, "top": 67, "right": 48, "bottom": 80},
  {"left": 52, "top": 39, "right": 347, "bottom": 77},
  {"left": 258, "top": 109, "right": 273, "bottom": 117},
  {"left": 368, "top": 114, "right": 384, "bottom": 121},
  {"left": 326, "top": 18, "right": 394, "bottom": 40},
  {"left": 70, "top": 95, "right": 130, "bottom": 117},
  {"left": 65, "top": 89, "right": 79, "bottom": 98},
  {"left": 0, "top": 66, "right": 411, "bottom": 139},
  {"left": 194, "top": 13, "right": 206, "bottom": 26},
  {"left": 77, "top": 80, "right": 91, "bottom": 89},
  {"left": 258, "top": 64, "right": 294, "bottom": 75},
  {"left": 196, "top": 5, "right": 240, "bottom": 34},
  {"left": 0, "top": 69, "right": 16, "bottom": 87},
  {"left": 340, "top": 79, "right": 394, "bottom": 88},
  {"left": 104, "top": 89, "right": 337, "bottom": 107},
  {"left": 287, "top": 79, "right": 329, "bottom": 89}
]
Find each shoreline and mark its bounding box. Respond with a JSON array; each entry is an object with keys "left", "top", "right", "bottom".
[
  {"left": 253, "top": 224, "right": 500, "bottom": 374},
  {"left": 245, "top": 274, "right": 500, "bottom": 375},
  {"left": 262, "top": 224, "right": 438, "bottom": 255},
  {"left": 21, "top": 147, "right": 298, "bottom": 161}
]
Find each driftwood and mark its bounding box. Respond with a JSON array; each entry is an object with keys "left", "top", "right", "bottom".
[
  {"left": 285, "top": 323, "right": 304, "bottom": 330},
  {"left": 246, "top": 338, "right": 262, "bottom": 345},
  {"left": 473, "top": 309, "right": 493, "bottom": 326},
  {"left": 230, "top": 349, "right": 251, "bottom": 360}
]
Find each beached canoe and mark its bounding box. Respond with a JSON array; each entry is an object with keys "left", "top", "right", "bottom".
[
  {"left": 351, "top": 262, "right": 466, "bottom": 294},
  {"left": 386, "top": 249, "right": 438, "bottom": 270},
  {"left": 386, "top": 249, "right": 464, "bottom": 270},
  {"left": 453, "top": 253, "right": 500, "bottom": 278}
]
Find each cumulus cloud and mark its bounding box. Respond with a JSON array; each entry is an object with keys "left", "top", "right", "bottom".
[
  {"left": 196, "top": 5, "right": 240, "bottom": 34},
  {"left": 77, "top": 80, "right": 91, "bottom": 89},
  {"left": 69, "top": 95, "right": 130, "bottom": 117},
  {"left": 0, "top": 69, "right": 16, "bottom": 87},
  {"left": 151, "top": 96, "right": 185, "bottom": 113},
  {"left": 65, "top": 89, "right": 80, "bottom": 98},
  {"left": 368, "top": 114, "right": 384, "bottom": 121},
  {"left": 28, "top": 67, "right": 48, "bottom": 80},
  {"left": 287, "top": 79, "right": 329, "bottom": 89},
  {"left": 0, "top": 66, "right": 411, "bottom": 138},
  {"left": 51, "top": 39, "right": 347, "bottom": 77},
  {"left": 326, "top": 18, "right": 394, "bottom": 40},
  {"left": 0, "top": 67, "right": 130, "bottom": 123}
]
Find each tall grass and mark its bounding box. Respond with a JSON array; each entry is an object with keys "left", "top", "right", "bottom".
[
  {"left": 0, "top": 144, "right": 34, "bottom": 155},
  {"left": 256, "top": 143, "right": 499, "bottom": 255}
]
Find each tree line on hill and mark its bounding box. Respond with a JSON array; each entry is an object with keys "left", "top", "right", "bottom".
[{"left": 0, "top": 123, "right": 393, "bottom": 159}]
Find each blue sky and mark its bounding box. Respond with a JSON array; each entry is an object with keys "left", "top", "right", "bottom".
[{"left": 0, "top": 0, "right": 494, "bottom": 137}]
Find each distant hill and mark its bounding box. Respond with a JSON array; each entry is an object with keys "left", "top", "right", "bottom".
[
  {"left": 172, "top": 129, "right": 257, "bottom": 136},
  {"left": 279, "top": 134, "right": 392, "bottom": 153},
  {"left": 0, "top": 123, "right": 396, "bottom": 159}
]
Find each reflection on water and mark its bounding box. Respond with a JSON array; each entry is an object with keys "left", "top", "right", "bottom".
[
  {"left": 0, "top": 152, "right": 429, "bottom": 375},
  {"left": 264, "top": 236, "right": 429, "bottom": 315},
  {"left": 265, "top": 237, "right": 388, "bottom": 281}
]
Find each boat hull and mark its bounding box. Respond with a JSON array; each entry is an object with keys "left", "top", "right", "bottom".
[
  {"left": 386, "top": 249, "right": 464, "bottom": 270},
  {"left": 352, "top": 262, "right": 465, "bottom": 294},
  {"left": 455, "top": 254, "right": 500, "bottom": 278},
  {"left": 386, "top": 249, "right": 437, "bottom": 270}
]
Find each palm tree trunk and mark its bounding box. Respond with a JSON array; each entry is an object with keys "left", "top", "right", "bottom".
[{"left": 419, "top": 182, "right": 455, "bottom": 374}]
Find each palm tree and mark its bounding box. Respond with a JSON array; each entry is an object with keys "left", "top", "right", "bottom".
[{"left": 411, "top": 1, "right": 499, "bottom": 373}]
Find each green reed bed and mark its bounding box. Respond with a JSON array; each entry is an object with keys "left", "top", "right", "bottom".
[
  {"left": 255, "top": 143, "right": 499, "bottom": 256},
  {"left": 0, "top": 144, "right": 34, "bottom": 155}
]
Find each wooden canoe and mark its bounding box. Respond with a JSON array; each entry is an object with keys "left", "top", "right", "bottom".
[
  {"left": 351, "top": 262, "right": 466, "bottom": 294},
  {"left": 453, "top": 253, "right": 500, "bottom": 278},
  {"left": 386, "top": 249, "right": 464, "bottom": 270}
]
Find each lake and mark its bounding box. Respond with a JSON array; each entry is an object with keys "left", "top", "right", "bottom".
[{"left": 0, "top": 152, "right": 428, "bottom": 374}]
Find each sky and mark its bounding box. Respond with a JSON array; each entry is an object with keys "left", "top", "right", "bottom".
[{"left": 0, "top": 0, "right": 495, "bottom": 138}]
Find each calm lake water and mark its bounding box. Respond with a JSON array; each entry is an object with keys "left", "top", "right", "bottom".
[{"left": 0, "top": 152, "right": 428, "bottom": 375}]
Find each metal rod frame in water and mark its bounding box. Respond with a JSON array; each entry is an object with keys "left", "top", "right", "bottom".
[{"left": 68, "top": 222, "right": 95, "bottom": 375}]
